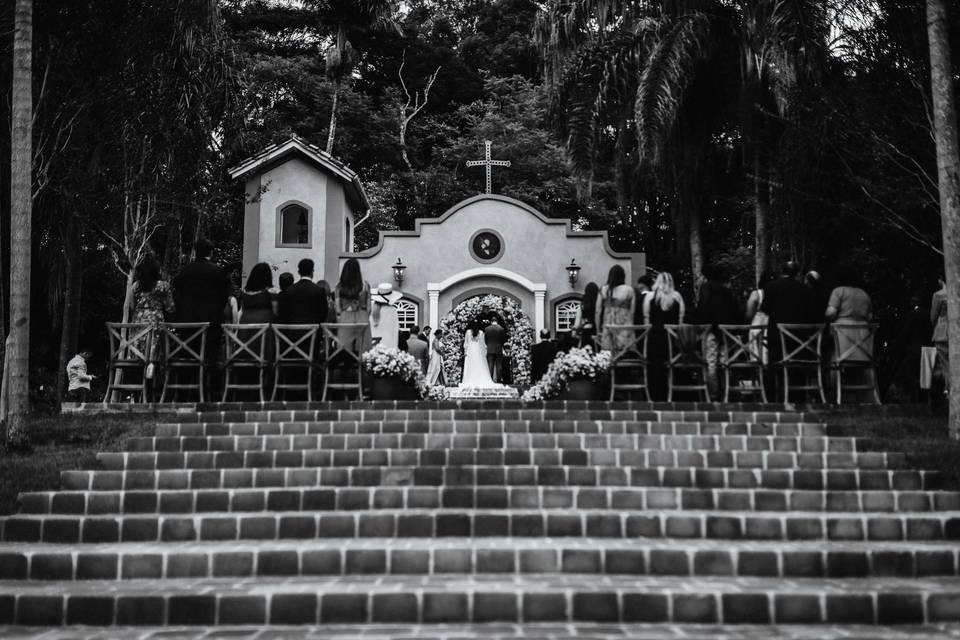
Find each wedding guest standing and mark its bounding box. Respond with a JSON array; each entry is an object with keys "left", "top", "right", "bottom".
[
  {"left": 316, "top": 280, "right": 338, "bottom": 323},
  {"left": 426, "top": 329, "right": 446, "bottom": 385},
  {"left": 597, "top": 265, "right": 635, "bottom": 352},
  {"left": 574, "top": 282, "right": 599, "bottom": 349},
  {"left": 132, "top": 255, "right": 175, "bottom": 335},
  {"left": 370, "top": 283, "right": 402, "bottom": 349},
  {"left": 531, "top": 329, "right": 558, "bottom": 383},
  {"left": 643, "top": 272, "right": 685, "bottom": 400},
  {"left": 335, "top": 258, "right": 372, "bottom": 352},
  {"left": 239, "top": 263, "right": 277, "bottom": 324},
  {"left": 406, "top": 326, "right": 429, "bottom": 374},
  {"left": 695, "top": 265, "right": 740, "bottom": 397},
  {"left": 173, "top": 239, "right": 230, "bottom": 366},
  {"left": 932, "top": 279, "right": 950, "bottom": 391},
  {"left": 278, "top": 259, "right": 327, "bottom": 324},
  {"left": 633, "top": 275, "right": 654, "bottom": 326}
]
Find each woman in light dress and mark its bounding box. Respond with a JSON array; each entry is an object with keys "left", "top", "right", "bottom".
[
  {"left": 460, "top": 321, "right": 500, "bottom": 388},
  {"left": 597, "top": 265, "right": 636, "bottom": 352},
  {"left": 370, "top": 282, "right": 402, "bottom": 349},
  {"left": 426, "top": 329, "right": 446, "bottom": 386}
]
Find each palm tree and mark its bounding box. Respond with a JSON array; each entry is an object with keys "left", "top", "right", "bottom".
[
  {"left": 5, "top": 0, "right": 33, "bottom": 445},
  {"left": 536, "top": 0, "right": 827, "bottom": 284},
  {"left": 926, "top": 0, "right": 960, "bottom": 437},
  {"left": 306, "top": 0, "right": 399, "bottom": 154}
]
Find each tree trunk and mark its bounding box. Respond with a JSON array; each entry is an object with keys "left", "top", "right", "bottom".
[
  {"left": 754, "top": 146, "right": 771, "bottom": 283},
  {"left": 5, "top": 0, "right": 33, "bottom": 444},
  {"left": 688, "top": 203, "right": 704, "bottom": 304},
  {"left": 927, "top": 0, "right": 960, "bottom": 438},
  {"left": 326, "top": 82, "right": 340, "bottom": 155},
  {"left": 56, "top": 236, "right": 81, "bottom": 406}
]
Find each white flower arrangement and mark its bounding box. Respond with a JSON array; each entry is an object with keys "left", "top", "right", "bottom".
[
  {"left": 521, "top": 346, "right": 612, "bottom": 401},
  {"left": 436, "top": 294, "right": 535, "bottom": 387},
  {"left": 361, "top": 344, "right": 424, "bottom": 385},
  {"left": 423, "top": 384, "right": 450, "bottom": 401}
]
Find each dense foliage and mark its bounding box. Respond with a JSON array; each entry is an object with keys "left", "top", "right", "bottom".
[{"left": 0, "top": 0, "right": 957, "bottom": 403}]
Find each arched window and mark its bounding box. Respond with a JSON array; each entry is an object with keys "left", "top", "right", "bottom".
[
  {"left": 555, "top": 299, "right": 581, "bottom": 333},
  {"left": 344, "top": 216, "right": 352, "bottom": 252},
  {"left": 278, "top": 203, "right": 311, "bottom": 247},
  {"left": 395, "top": 299, "right": 419, "bottom": 331}
]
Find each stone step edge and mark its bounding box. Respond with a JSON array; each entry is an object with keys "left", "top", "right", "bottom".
[
  {"left": 0, "top": 575, "right": 958, "bottom": 626},
  {"left": 99, "top": 447, "right": 911, "bottom": 466},
  {"left": 3, "top": 509, "right": 958, "bottom": 544}
]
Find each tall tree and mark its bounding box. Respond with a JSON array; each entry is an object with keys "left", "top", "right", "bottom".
[
  {"left": 927, "top": 0, "right": 960, "bottom": 437},
  {"left": 307, "top": 0, "right": 399, "bottom": 154},
  {"left": 4, "top": 0, "right": 33, "bottom": 445}
]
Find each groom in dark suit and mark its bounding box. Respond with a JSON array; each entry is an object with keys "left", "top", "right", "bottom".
[{"left": 484, "top": 318, "right": 506, "bottom": 382}]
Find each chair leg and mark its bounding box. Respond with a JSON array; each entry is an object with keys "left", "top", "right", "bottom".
[
  {"left": 221, "top": 368, "right": 230, "bottom": 403},
  {"left": 357, "top": 365, "right": 364, "bottom": 401},
  {"left": 758, "top": 366, "right": 767, "bottom": 403},
  {"left": 321, "top": 365, "right": 330, "bottom": 401},
  {"left": 198, "top": 365, "right": 205, "bottom": 403},
  {"left": 609, "top": 369, "right": 617, "bottom": 401},
  {"left": 782, "top": 367, "right": 789, "bottom": 404},
  {"left": 871, "top": 367, "right": 881, "bottom": 404},
  {"left": 271, "top": 365, "right": 281, "bottom": 402}
]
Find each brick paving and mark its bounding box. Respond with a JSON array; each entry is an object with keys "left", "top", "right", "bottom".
[{"left": 1, "top": 400, "right": 960, "bottom": 635}]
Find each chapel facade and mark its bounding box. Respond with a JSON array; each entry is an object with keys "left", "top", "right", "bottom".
[{"left": 232, "top": 137, "right": 646, "bottom": 335}]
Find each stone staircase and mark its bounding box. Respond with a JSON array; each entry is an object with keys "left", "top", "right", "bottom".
[{"left": 2, "top": 400, "right": 960, "bottom": 638}]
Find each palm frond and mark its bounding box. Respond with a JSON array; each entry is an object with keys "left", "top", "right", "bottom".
[{"left": 634, "top": 13, "right": 711, "bottom": 167}]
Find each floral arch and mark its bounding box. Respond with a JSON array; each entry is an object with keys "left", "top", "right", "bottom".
[{"left": 437, "top": 294, "right": 535, "bottom": 387}]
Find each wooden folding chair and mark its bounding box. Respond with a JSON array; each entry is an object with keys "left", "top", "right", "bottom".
[
  {"left": 664, "top": 324, "right": 712, "bottom": 402},
  {"left": 104, "top": 322, "right": 153, "bottom": 403},
  {"left": 606, "top": 325, "right": 652, "bottom": 401},
  {"left": 321, "top": 323, "right": 368, "bottom": 401},
  {"left": 158, "top": 322, "right": 208, "bottom": 403},
  {"left": 272, "top": 324, "right": 320, "bottom": 401},
  {"left": 222, "top": 323, "right": 271, "bottom": 402},
  {"left": 776, "top": 323, "right": 826, "bottom": 403},
  {"left": 831, "top": 323, "right": 881, "bottom": 404},
  {"left": 719, "top": 324, "right": 767, "bottom": 402}
]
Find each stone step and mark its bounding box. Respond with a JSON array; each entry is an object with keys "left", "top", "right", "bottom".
[
  {"left": 3, "top": 623, "right": 960, "bottom": 640},
  {"left": 156, "top": 420, "right": 836, "bottom": 438},
  {"left": 97, "top": 449, "right": 907, "bottom": 472},
  {"left": 3, "top": 509, "right": 959, "bottom": 543},
  {"left": 184, "top": 409, "right": 815, "bottom": 425},
  {"left": 21, "top": 486, "right": 960, "bottom": 518},
  {"left": 63, "top": 464, "right": 941, "bottom": 492},
  {"left": 1, "top": 575, "right": 959, "bottom": 625},
  {"left": 2, "top": 539, "right": 959, "bottom": 581},
  {"left": 127, "top": 434, "right": 862, "bottom": 454}
]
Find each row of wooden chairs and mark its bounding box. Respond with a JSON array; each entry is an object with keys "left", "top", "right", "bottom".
[
  {"left": 604, "top": 323, "right": 880, "bottom": 404},
  {"left": 104, "top": 322, "right": 370, "bottom": 404}
]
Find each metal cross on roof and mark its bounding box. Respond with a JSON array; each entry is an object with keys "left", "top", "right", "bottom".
[{"left": 466, "top": 140, "right": 511, "bottom": 194}]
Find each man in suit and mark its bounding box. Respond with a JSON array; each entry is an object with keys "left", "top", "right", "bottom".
[
  {"left": 173, "top": 239, "right": 230, "bottom": 366},
  {"left": 278, "top": 259, "right": 328, "bottom": 325},
  {"left": 406, "top": 325, "right": 429, "bottom": 374},
  {"left": 531, "top": 329, "right": 558, "bottom": 383},
  {"left": 484, "top": 318, "right": 507, "bottom": 382}
]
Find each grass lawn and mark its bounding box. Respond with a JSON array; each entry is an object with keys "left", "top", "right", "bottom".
[
  {"left": 0, "top": 413, "right": 167, "bottom": 516},
  {"left": 826, "top": 407, "right": 960, "bottom": 489}
]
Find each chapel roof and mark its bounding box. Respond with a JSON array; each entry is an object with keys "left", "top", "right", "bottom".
[{"left": 228, "top": 135, "right": 370, "bottom": 212}]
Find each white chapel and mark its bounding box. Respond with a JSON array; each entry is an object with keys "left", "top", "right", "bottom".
[{"left": 231, "top": 136, "right": 645, "bottom": 335}]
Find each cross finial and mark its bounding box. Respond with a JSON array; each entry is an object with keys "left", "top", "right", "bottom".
[{"left": 465, "top": 140, "right": 511, "bottom": 194}]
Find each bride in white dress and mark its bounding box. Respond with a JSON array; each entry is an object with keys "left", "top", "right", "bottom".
[{"left": 459, "top": 322, "right": 499, "bottom": 388}]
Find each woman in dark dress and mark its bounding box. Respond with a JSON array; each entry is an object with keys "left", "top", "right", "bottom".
[
  {"left": 238, "top": 263, "right": 277, "bottom": 361},
  {"left": 643, "top": 272, "right": 685, "bottom": 400},
  {"left": 574, "top": 281, "right": 599, "bottom": 349}
]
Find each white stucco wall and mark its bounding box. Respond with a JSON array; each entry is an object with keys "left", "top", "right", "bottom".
[
  {"left": 249, "top": 158, "right": 329, "bottom": 278},
  {"left": 343, "top": 195, "right": 644, "bottom": 332}
]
